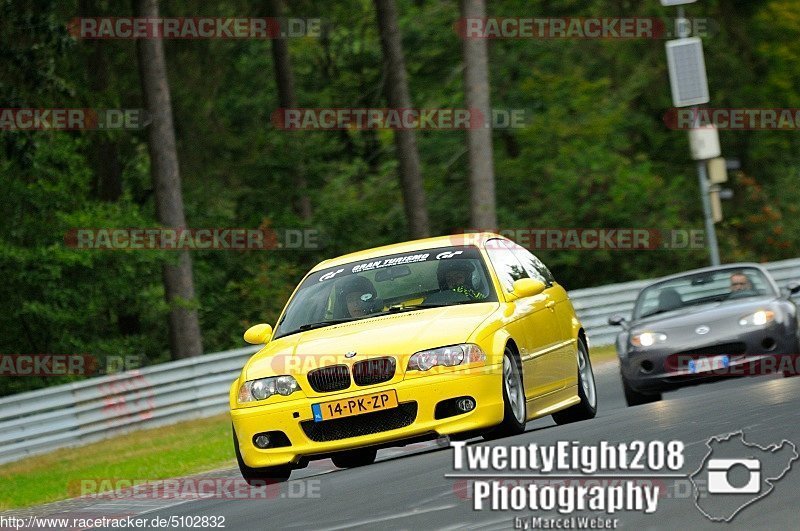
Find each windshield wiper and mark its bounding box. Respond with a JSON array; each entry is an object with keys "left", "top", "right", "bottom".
[
  {"left": 281, "top": 301, "right": 481, "bottom": 336},
  {"left": 682, "top": 294, "right": 730, "bottom": 308},
  {"left": 640, "top": 293, "right": 732, "bottom": 318},
  {"left": 283, "top": 318, "right": 359, "bottom": 336},
  {"left": 378, "top": 301, "right": 476, "bottom": 315},
  {"left": 639, "top": 308, "right": 675, "bottom": 319},
  {"left": 388, "top": 303, "right": 444, "bottom": 312},
  {"left": 299, "top": 318, "right": 358, "bottom": 330}
]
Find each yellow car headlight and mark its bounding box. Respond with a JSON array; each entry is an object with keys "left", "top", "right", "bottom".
[
  {"left": 630, "top": 332, "right": 667, "bottom": 348},
  {"left": 739, "top": 310, "right": 775, "bottom": 326},
  {"left": 407, "top": 343, "right": 486, "bottom": 372},
  {"left": 238, "top": 375, "right": 300, "bottom": 403}
]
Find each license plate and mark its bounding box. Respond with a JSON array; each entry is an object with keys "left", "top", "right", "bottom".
[
  {"left": 312, "top": 390, "right": 398, "bottom": 422},
  {"left": 688, "top": 355, "right": 730, "bottom": 374}
]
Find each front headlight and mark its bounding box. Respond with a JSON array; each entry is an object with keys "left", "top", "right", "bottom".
[
  {"left": 739, "top": 310, "right": 775, "bottom": 326},
  {"left": 407, "top": 344, "right": 486, "bottom": 372},
  {"left": 630, "top": 332, "right": 667, "bottom": 347},
  {"left": 238, "top": 375, "right": 300, "bottom": 403}
]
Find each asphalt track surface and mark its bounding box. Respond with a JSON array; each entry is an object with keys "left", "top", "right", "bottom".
[
  {"left": 11, "top": 360, "right": 800, "bottom": 530},
  {"left": 133, "top": 360, "right": 800, "bottom": 531}
]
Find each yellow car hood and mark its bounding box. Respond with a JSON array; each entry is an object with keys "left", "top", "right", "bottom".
[{"left": 244, "top": 302, "right": 500, "bottom": 380}]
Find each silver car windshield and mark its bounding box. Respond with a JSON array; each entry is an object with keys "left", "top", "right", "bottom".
[
  {"left": 633, "top": 267, "right": 776, "bottom": 319},
  {"left": 273, "top": 246, "right": 497, "bottom": 339}
]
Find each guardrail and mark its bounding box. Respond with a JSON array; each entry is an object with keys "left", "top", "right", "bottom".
[
  {"left": 0, "top": 346, "right": 258, "bottom": 465},
  {"left": 1, "top": 258, "right": 798, "bottom": 464}
]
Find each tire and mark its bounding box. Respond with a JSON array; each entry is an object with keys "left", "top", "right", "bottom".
[
  {"left": 331, "top": 447, "right": 378, "bottom": 469},
  {"left": 233, "top": 428, "right": 292, "bottom": 486},
  {"left": 621, "top": 377, "right": 662, "bottom": 407},
  {"left": 552, "top": 338, "right": 598, "bottom": 425},
  {"left": 484, "top": 346, "right": 526, "bottom": 440}
]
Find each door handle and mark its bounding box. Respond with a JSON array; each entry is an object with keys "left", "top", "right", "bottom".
[{"left": 545, "top": 301, "right": 555, "bottom": 310}]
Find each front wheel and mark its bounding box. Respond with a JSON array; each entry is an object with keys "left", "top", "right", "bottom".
[
  {"left": 331, "top": 447, "right": 378, "bottom": 469},
  {"left": 484, "top": 347, "right": 526, "bottom": 440},
  {"left": 621, "top": 377, "right": 662, "bottom": 407},
  {"left": 552, "top": 339, "right": 598, "bottom": 425},
  {"left": 233, "top": 428, "right": 292, "bottom": 486}
]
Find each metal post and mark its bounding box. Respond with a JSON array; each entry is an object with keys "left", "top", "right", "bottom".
[
  {"left": 676, "top": 7, "right": 688, "bottom": 38},
  {"left": 669, "top": 3, "right": 719, "bottom": 265},
  {"left": 697, "top": 160, "right": 721, "bottom": 265}
]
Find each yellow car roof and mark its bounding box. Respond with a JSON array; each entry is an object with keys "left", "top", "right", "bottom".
[{"left": 310, "top": 232, "right": 503, "bottom": 272}]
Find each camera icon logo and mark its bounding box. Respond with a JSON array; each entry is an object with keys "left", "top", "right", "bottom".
[
  {"left": 690, "top": 431, "right": 798, "bottom": 522},
  {"left": 707, "top": 458, "right": 761, "bottom": 494}
]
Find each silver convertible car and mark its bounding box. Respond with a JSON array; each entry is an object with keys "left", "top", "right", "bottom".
[{"left": 609, "top": 263, "right": 800, "bottom": 406}]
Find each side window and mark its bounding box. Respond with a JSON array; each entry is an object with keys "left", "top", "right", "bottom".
[
  {"left": 509, "top": 244, "right": 554, "bottom": 286},
  {"left": 485, "top": 239, "right": 529, "bottom": 292}
]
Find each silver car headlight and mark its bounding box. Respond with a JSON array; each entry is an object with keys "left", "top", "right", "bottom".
[
  {"left": 630, "top": 332, "right": 667, "bottom": 348},
  {"left": 739, "top": 310, "right": 775, "bottom": 326},
  {"left": 407, "top": 344, "right": 486, "bottom": 372},
  {"left": 238, "top": 375, "right": 300, "bottom": 403}
]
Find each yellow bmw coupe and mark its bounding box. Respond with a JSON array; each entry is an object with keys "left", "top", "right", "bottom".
[{"left": 230, "top": 233, "right": 597, "bottom": 483}]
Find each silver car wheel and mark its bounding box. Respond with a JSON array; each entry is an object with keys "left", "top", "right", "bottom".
[
  {"left": 503, "top": 352, "right": 525, "bottom": 424},
  {"left": 578, "top": 343, "right": 597, "bottom": 409}
]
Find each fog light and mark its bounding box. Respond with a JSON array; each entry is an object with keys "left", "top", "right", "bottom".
[
  {"left": 254, "top": 434, "right": 271, "bottom": 449},
  {"left": 456, "top": 398, "right": 475, "bottom": 412},
  {"left": 434, "top": 396, "right": 477, "bottom": 419}
]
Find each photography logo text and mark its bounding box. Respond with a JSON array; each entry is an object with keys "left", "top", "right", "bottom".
[{"left": 447, "top": 440, "right": 685, "bottom": 528}]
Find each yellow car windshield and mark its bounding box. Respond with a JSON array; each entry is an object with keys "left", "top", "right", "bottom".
[{"left": 273, "top": 245, "right": 497, "bottom": 339}]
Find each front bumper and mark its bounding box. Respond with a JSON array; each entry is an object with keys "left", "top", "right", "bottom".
[
  {"left": 231, "top": 364, "right": 504, "bottom": 468},
  {"left": 621, "top": 324, "right": 799, "bottom": 393}
]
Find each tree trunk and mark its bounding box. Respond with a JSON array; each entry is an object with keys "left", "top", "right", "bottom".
[
  {"left": 80, "top": 0, "right": 122, "bottom": 202},
  {"left": 374, "top": 0, "right": 430, "bottom": 239},
  {"left": 461, "top": 0, "right": 498, "bottom": 229},
  {"left": 267, "top": 0, "right": 312, "bottom": 221},
  {"left": 135, "top": 0, "right": 203, "bottom": 359}
]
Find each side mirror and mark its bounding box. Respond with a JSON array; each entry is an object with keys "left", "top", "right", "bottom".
[
  {"left": 608, "top": 314, "right": 627, "bottom": 327},
  {"left": 244, "top": 323, "right": 273, "bottom": 345},
  {"left": 508, "top": 278, "right": 546, "bottom": 300},
  {"left": 787, "top": 281, "right": 800, "bottom": 295}
]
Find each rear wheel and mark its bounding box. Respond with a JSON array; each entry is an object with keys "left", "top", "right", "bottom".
[
  {"left": 552, "top": 338, "right": 597, "bottom": 425},
  {"left": 622, "top": 377, "right": 662, "bottom": 407},
  {"left": 331, "top": 447, "right": 378, "bottom": 469},
  {"left": 484, "top": 346, "right": 526, "bottom": 440},
  {"left": 233, "top": 428, "right": 292, "bottom": 486}
]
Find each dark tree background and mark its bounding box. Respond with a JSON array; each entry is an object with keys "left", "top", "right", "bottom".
[{"left": 2, "top": 0, "right": 799, "bottom": 394}]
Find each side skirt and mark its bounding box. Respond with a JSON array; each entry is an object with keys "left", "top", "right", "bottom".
[{"left": 525, "top": 385, "right": 580, "bottom": 420}]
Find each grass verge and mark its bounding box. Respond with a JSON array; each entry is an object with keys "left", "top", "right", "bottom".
[
  {"left": 590, "top": 344, "right": 618, "bottom": 365},
  {"left": 0, "top": 413, "right": 235, "bottom": 510}
]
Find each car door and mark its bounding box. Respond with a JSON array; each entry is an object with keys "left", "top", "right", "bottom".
[
  {"left": 509, "top": 244, "right": 575, "bottom": 389},
  {"left": 484, "top": 239, "right": 563, "bottom": 398}
]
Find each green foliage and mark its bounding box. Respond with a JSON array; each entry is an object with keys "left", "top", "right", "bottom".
[{"left": 2, "top": 0, "right": 800, "bottom": 394}]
